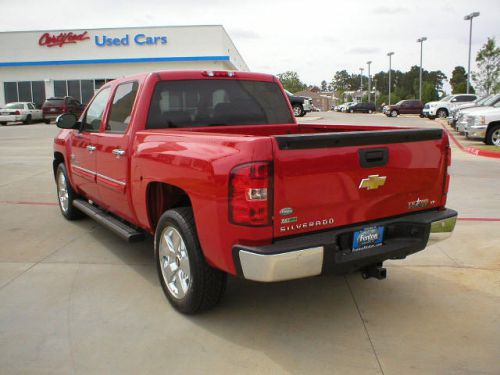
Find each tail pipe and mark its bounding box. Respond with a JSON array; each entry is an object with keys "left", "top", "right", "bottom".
[{"left": 361, "top": 263, "right": 387, "bottom": 280}]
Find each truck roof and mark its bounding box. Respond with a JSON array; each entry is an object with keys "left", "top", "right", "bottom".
[{"left": 108, "top": 70, "right": 276, "bottom": 85}]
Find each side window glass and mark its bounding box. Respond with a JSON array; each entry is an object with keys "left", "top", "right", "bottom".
[
  {"left": 27, "top": 103, "right": 35, "bottom": 110},
  {"left": 82, "top": 88, "right": 111, "bottom": 132},
  {"left": 106, "top": 81, "right": 139, "bottom": 133}
]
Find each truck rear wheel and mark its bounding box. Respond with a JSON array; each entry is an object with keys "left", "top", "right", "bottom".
[
  {"left": 437, "top": 109, "right": 448, "bottom": 118},
  {"left": 155, "top": 207, "right": 227, "bottom": 314}
]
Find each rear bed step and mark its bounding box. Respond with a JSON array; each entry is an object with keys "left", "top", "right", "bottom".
[{"left": 73, "top": 199, "right": 145, "bottom": 242}]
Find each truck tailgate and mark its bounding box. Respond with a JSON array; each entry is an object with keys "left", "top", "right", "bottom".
[{"left": 272, "top": 128, "right": 448, "bottom": 238}]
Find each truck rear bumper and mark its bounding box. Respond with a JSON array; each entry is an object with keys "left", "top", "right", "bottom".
[{"left": 233, "top": 209, "right": 457, "bottom": 282}]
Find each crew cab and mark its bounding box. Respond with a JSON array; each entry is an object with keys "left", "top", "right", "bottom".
[
  {"left": 423, "top": 94, "right": 477, "bottom": 119},
  {"left": 0, "top": 102, "right": 48, "bottom": 125},
  {"left": 383, "top": 99, "right": 423, "bottom": 117},
  {"left": 53, "top": 70, "right": 457, "bottom": 314}
]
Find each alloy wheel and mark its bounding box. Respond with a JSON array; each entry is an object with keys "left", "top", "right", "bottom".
[{"left": 159, "top": 226, "right": 191, "bottom": 299}]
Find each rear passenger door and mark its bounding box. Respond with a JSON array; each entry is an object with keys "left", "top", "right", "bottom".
[{"left": 94, "top": 81, "right": 139, "bottom": 223}]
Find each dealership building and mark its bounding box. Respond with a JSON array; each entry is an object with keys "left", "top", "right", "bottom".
[{"left": 0, "top": 25, "right": 249, "bottom": 106}]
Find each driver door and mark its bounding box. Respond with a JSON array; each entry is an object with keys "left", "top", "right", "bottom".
[{"left": 69, "top": 87, "right": 111, "bottom": 200}]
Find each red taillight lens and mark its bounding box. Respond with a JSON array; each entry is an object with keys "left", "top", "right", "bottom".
[
  {"left": 441, "top": 145, "right": 451, "bottom": 207},
  {"left": 14, "top": 110, "right": 21, "bottom": 115},
  {"left": 229, "top": 162, "right": 272, "bottom": 226}
]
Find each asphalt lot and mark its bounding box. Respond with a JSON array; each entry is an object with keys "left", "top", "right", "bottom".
[{"left": 1, "top": 113, "right": 499, "bottom": 375}]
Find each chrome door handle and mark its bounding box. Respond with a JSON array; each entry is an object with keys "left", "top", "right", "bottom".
[
  {"left": 112, "top": 149, "right": 125, "bottom": 156},
  {"left": 86, "top": 145, "right": 96, "bottom": 152}
]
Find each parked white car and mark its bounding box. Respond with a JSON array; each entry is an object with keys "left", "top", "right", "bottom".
[
  {"left": 464, "top": 106, "right": 500, "bottom": 146},
  {"left": 422, "top": 94, "right": 477, "bottom": 119},
  {"left": 0, "top": 102, "right": 48, "bottom": 125}
]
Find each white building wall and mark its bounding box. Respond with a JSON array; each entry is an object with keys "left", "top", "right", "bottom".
[{"left": 0, "top": 25, "right": 249, "bottom": 105}]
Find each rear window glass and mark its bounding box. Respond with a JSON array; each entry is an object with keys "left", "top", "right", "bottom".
[
  {"left": 5, "top": 103, "right": 24, "bottom": 109},
  {"left": 44, "top": 99, "right": 65, "bottom": 107},
  {"left": 146, "top": 79, "right": 294, "bottom": 129}
]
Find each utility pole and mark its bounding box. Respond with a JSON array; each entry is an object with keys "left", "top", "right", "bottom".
[
  {"left": 373, "top": 79, "right": 377, "bottom": 107},
  {"left": 367, "top": 61, "right": 372, "bottom": 102},
  {"left": 359, "top": 67, "right": 364, "bottom": 102},
  {"left": 417, "top": 37, "right": 427, "bottom": 101},
  {"left": 387, "top": 52, "right": 394, "bottom": 105},
  {"left": 464, "top": 12, "right": 480, "bottom": 94}
]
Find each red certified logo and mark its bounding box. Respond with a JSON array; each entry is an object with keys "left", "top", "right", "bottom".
[{"left": 38, "top": 31, "right": 90, "bottom": 48}]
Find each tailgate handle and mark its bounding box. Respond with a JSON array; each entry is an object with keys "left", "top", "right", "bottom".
[{"left": 359, "top": 148, "right": 388, "bottom": 168}]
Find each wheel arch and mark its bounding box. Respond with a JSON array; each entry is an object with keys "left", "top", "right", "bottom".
[
  {"left": 146, "top": 182, "right": 193, "bottom": 231},
  {"left": 53, "top": 152, "right": 65, "bottom": 179}
]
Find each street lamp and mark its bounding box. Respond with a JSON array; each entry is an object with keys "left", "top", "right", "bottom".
[
  {"left": 367, "top": 61, "right": 372, "bottom": 102},
  {"left": 359, "top": 67, "right": 364, "bottom": 102},
  {"left": 373, "top": 79, "right": 378, "bottom": 107},
  {"left": 417, "top": 37, "right": 427, "bottom": 101},
  {"left": 464, "top": 12, "right": 480, "bottom": 94},
  {"left": 387, "top": 52, "right": 394, "bottom": 105}
]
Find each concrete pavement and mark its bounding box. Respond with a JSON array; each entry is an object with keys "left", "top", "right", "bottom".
[{"left": 0, "top": 117, "right": 499, "bottom": 375}]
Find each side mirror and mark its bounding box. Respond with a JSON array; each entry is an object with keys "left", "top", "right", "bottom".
[
  {"left": 451, "top": 98, "right": 457, "bottom": 102},
  {"left": 56, "top": 113, "right": 79, "bottom": 129}
]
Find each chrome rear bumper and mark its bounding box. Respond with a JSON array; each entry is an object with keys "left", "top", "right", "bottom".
[{"left": 234, "top": 209, "right": 458, "bottom": 282}]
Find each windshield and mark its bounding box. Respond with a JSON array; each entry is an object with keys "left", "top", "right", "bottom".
[
  {"left": 146, "top": 79, "right": 294, "bottom": 129},
  {"left": 285, "top": 90, "right": 293, "bottom": 96},
  {"left": 396, "top": 100, "right": 404, "bottom": 105},
  {"left": 5, "top": 103, "right": 24, "bottom": 109},
  {"left": 440, "top": 95, "right": 452, "bottom": 102},
  {"left": 483, "top": 94, "right": 500, "bottom": 106}
]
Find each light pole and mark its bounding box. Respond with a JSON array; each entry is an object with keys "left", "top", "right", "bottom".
[
  {"left": 387, "top": 52, "right": 394, "bottom": 105},
  {"left": 417, "top": 37, "right": 427, "bottom": 101},
  {"left": 373, "top": 79, "right": 377, "bottom": 107},
  {"left": 464, "top": 12, "right": 480, "bottom": 94},
  {"left": 359, "top": 67, "right": 364, "bottom": 102},
  {"left": 367, "top": 61, "right": 372, "bottom": 102}
]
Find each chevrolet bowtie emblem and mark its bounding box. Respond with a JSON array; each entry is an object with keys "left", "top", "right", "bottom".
[{"left": 359, "top": 175, "right": 387, "bottom": 190}]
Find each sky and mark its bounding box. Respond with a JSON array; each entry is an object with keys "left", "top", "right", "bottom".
[{"left": 0, "top": 0, "right": 498, "bottom": 93}]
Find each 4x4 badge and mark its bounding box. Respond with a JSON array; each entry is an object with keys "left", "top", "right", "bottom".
[{"left": 359, "top": 175, "right": 387, "bottom": 190}]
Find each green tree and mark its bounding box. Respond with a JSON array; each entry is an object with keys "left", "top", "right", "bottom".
[
  {"left": 320, "top": 80, "right": 328, "bottom": 91},
  {"left": 276, "top": 71, "right": 307, "bottom": 93},
  {"left": 473, "top": 37, "right": 500, "bottom": 95},
  {"left": 450, "top": 66, "right": 473, "bottom": 94},
  {"left": 331, "top": 70, "right": 351, "bottom": 93}
]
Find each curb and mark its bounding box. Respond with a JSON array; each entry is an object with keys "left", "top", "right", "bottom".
[{"left": 438, "top": 121, "right": 500, "bottom": 159}]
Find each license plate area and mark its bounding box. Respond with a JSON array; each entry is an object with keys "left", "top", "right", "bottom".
[{"left": 352, "top": 226, "right": 384, "bottom": 251}]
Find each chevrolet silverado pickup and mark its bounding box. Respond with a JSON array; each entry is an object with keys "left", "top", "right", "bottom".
[{"left": 53, "top": 70, "right": 457, "bottom": 314}]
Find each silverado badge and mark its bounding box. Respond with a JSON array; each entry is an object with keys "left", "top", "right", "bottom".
[
  {"left": 408, "top": 198, "right": 430, "bottom": 209},
  {"left": 359, "top": 175, "right": 387, "bottom": 190}
]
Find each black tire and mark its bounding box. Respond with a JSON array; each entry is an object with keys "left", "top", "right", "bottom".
[
  {"left": 0, "top": 121, "right": 6, "bottom": 126},
  {"left": 292, "top": 104, "right": 303, "bottom": 117},
  {"left": 349, "top": 109, "right": 354, "bottom": 113},
  {"left": 485, "top": 124, "right": 500, "bottom": 146},
  {"left": 55, "top": 163, "right": 84, "bottom": 220},
  {"left": 436, "top": 108, "right": 448, "bottom": 118},
  {"left": 44, "top": 118, "right": 51, "bottom": 124},
  {"left": 155, "top": 207, "right": 227, "bottom": 314},
  {"left": 428, "top": 116, "right": 436, "bottom": 120},
  {"left": 390, "top": 110, "right": 398, "bottom": 117},
  {"left": 23, "top": 115, "right": 32, "bottom": 125}
]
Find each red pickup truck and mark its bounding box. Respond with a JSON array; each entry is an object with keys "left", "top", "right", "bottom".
[{"left": 53, "top": 70, "right": 457, "bottom": 314}]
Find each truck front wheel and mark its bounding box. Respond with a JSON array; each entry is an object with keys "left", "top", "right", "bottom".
[
  {"left": 292, "top": 104, "right": 304, "bottom": 117},
  {"left": 56, "top": 163, "right": 84, "bottom": 220},
  {"left": 155, "top": 207, "right": 227, "bottom": 314},
  {"left": 485, "top": 124, "right": 500, "bottom": 146}
]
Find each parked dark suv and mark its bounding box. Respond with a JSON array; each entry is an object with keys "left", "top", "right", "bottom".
[
  {"left": 42, "top": 96, "right": 85, "bottom": 122},
  {"left": 384, "top": 100, "right": 423, "bottom": 117},
  {"left": 348, "top": 102, "right": 376, "bottom": 113}
]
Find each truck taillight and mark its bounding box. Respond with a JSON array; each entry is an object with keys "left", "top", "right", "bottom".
[
  {"left": 441, "top": 145, "right": 451, "bottom": 206},
  {"left": 229, "top": 162, "right": 272, "bottom": 226}
]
